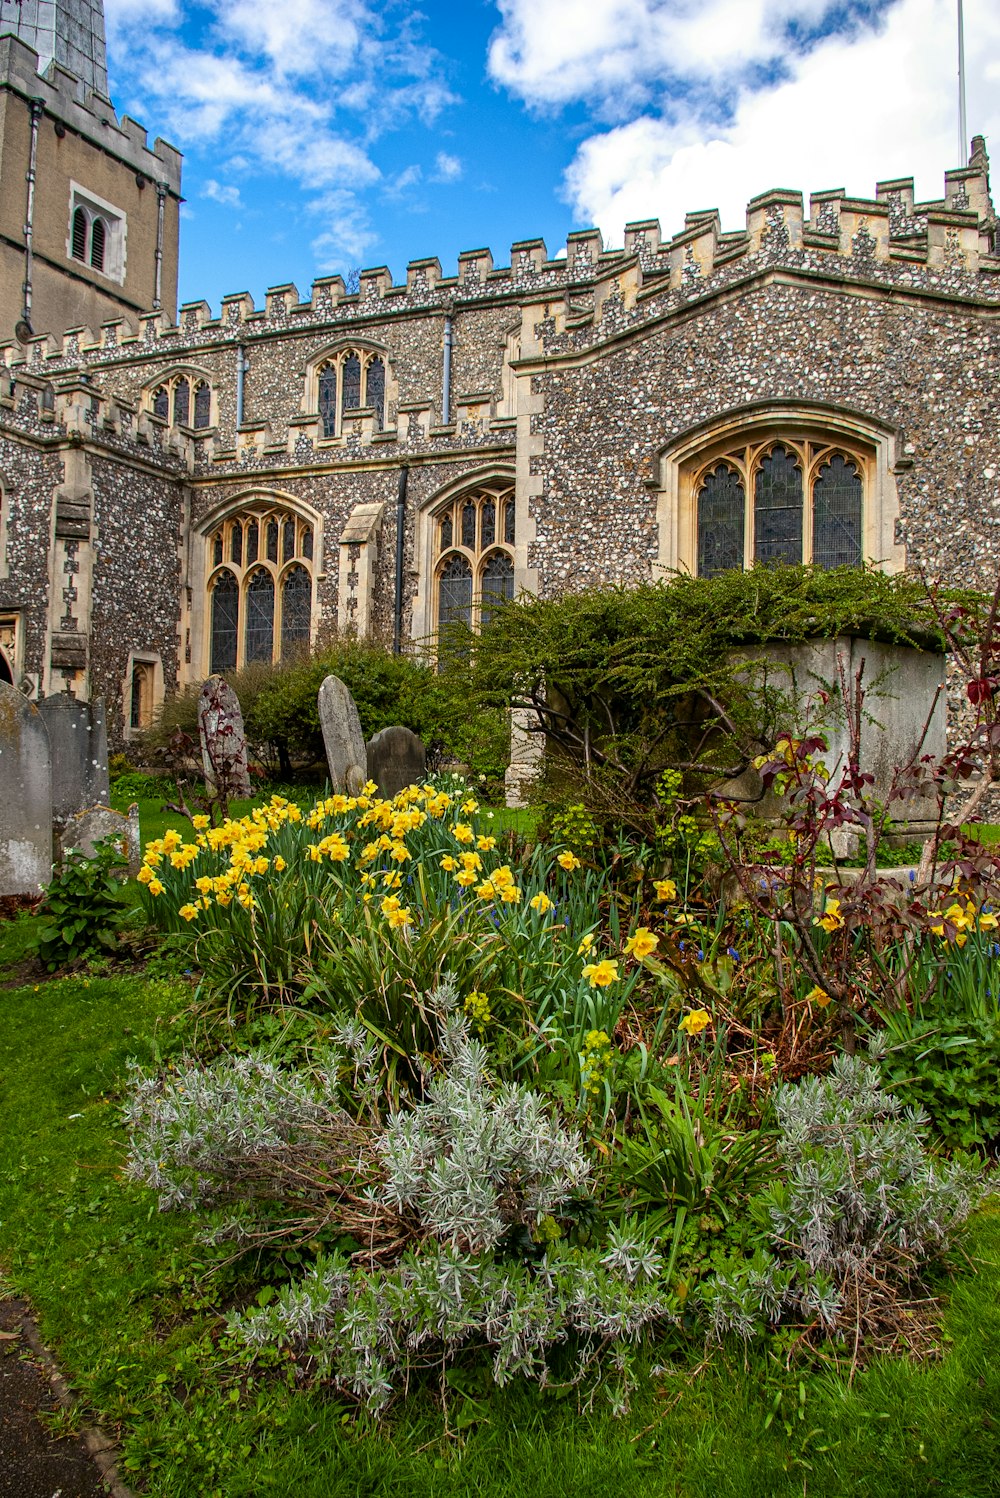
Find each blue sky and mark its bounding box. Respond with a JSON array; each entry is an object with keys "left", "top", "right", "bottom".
[{"left": 99, "top": 0, "right": 1000, "bottom": 310}]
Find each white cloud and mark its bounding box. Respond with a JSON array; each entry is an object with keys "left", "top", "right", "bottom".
[
  {"left": 505, "top": 0, "right": 1000, "bottom": 243},
  {"left": 432, "top": 151, "right": 463, "bottom": 183},
  {"left": 202, "top": 179, "right": 243, "bottom": 208},
  {"left": 310, "top": 189, "right": 377, "bottom": 266}
]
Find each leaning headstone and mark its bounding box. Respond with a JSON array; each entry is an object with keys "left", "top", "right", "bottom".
[
  {"left": 63, "top": 803, "right": 142, "bottom": 877},
  {"left": 198, "top": 675, "right": 252, "bottom": 799},
  {"left": 0, "top": 682, "right": 52, "bottom": 895},
  {"left": 318, "top": 676, "right": 367, "bottom": 795},
  {"left": 366, "top": 726, "right": 426, "bottom": 800},
  {"left": 39, "top": 693, "right": 109, "bottom": 828}
]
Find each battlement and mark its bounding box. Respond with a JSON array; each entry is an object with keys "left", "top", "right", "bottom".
[
  {"left": 0, "top": 32, "right": 181, "bottom": 190},
  {"left": 1, "top": 144, "right": 996, "bottom": 375}
]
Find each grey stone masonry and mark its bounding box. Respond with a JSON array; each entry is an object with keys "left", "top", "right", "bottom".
[
  {"left": 0, "top": 681, "right": 51, "bottom": 894},
  {"left": 319, "top": 676, "right": 367, "bottom": 795},
  {"left": 198, "top": 676, "right": 251, "bottom": 800},
  {"left": 366, "top": 725, "right": 426, "bottom": 800},
  {"left": 1, "top": 0, "right": 109, "bottom": 94},
  {"left": 39, "top": 692, "right": 109, "bottom": 827}
]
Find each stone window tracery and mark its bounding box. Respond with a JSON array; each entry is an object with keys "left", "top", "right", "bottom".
[
  {"left": 207, "top": 505, "right": 315, "bottom": 673},
  {"left": 434, "top": 484, "right": 516, "bottom": 639},
  {"left": 312, "top": 348, "right": 388, "bottom": 437},
  {"left": 691, "top": 435, "right": 866, "bottom": 578},
  {"left": 148, "top": 371, "right": 215, "bottom": 430}
]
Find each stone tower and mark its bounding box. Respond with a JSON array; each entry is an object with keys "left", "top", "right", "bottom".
[{"left": 0, "top": 0, "right": 182, "bottom": 343}]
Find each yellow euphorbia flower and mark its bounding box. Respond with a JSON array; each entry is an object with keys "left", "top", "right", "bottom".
[
  {"left": 583, "top": 959, "right": 618, "bottom": 988},
  {"left": 625, "top": 927, "right": 659, "bottom": 959}
]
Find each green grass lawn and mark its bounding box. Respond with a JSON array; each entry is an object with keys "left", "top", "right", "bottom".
[{"left": 0, "top": 897, "right": 998, "bottom": 1496}]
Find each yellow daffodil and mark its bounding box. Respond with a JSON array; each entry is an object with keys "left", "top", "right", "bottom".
[
  {"left": 476, "top": 879, "right": 496, "bottom": 900},
  {"left": 557, "top": 851, "right": 581, "bottom": 872},
  {"left": 805, "top": 985, "right": 832, "bottom": 1008},
  {"left": 815, "top": 898, "right": 844, "bottom": 933},
  {"left": 147, "top": 878, "right": 164, "bottom": 897},
  {"left": 385, "top": 905, "right": 413, "bottom": 930},
  {"left": 453, "top": 823, "right": 475, "bottom": 845},
  {"left": 583, "top": 959, "right": 618, "bottom": 988},
  {"left": 679, "top": 1008, "right": 711, "bottom": 1036},
  {"left": 653, "top": 878, "right": 677, "bottom": 902},
  {"left": 136, "top": 865, "right": 154, "bottom": 885},
  {"left": 577, "top": 932, "right": 595, "bottom": 954},
  {"left": 530, "top": 892, "right": 554, "bottom": 914},
  {"left": 440, "top": 855, "right": 458, "bottom": 872},
  {"left": 455, "top": 870, "right": 477, "bottom": 888},
  {"left": 273, "top": 856, "right": 286, "bottom": 872},
  {"left": 477, "top": 835, "right": 497, "bottom": 852},
  {"left": 192, "top": 814, "right": 210, "bottom": 831},
  {"left": 625, "top": 927, "right": 659, "bottom": 959},
  {"left": 179, "top": 904, "right": 199, "bottom": 922}
]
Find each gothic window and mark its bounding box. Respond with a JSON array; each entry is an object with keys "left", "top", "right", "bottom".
[
  {"left": 698, "top": 464, "right": 745, "bottom": 577},
  {"left": 205, "top": 504, "right": 317, "bottom": 672},
  {"left": 433, "top": 483, "right": 517, "bottom": 643},
  {"left": 147, "top": 372, "right": 215, "bottom": 429},
  {"left": 210, "top": 570, "right": 239, "bottom": 673},
  {"left": 319, "top": 365, "right": 337, "bottom": 438},
  {"left": 813, "top": 456, "right": 863, "bottom": 569},
  {"left": 193, "top": 382, "right": 212, "bottom": 429},
  {"left": 366, "top": 357, "right": 385, "bottom": 429},
  {"left": 687, "top": 435, "right": 870, "bottom": 577},
  {"left": 312, "top": 348, "right": 391, "bottom": 439},
  {"left": 90, "top": 216, "right": 106, "bottom": 272},
  {"left": 130, "top": 661, "right": 154, "bottom": 731},
  {"left": 173, "top": 378, "right": 190, "bottom": 428},
  {"left": 281, "top": 565, "right": 312, "bottom": 657},
  {"left": 245, "top": 569, "right": 275, "bottom": 662},
  {"left": 71, "top": 208, "right": 87, "bottom": 262}
]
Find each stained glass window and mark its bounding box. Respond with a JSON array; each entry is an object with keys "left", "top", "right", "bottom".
[
  {"left": 440, "top": 514, "right": 453, "bottom": 551},
  {"left": 90, "top": 216, "right": 106, "bottom": 271},
  {"left": 245, "top": 569, "right": 274, "bottom": 663},
  {"left": 481, "top": 498, "right": 496, "bottom": 549},
  {"left": 246, "top": 520, "right": 259, "bottom": 565},
  {"left": 754, "top": 447, "right": 802, "bottom": 566},
  {"left": 813, "top": 456, "right": 863, "bottom": 569},
  {"left": 193, "top": 382, "right": 211, "bottom": 428},
  {"left": 281, "top": 566, "right": 312, "bottom": 657},
  {"left": 267, "top": 519, "right": 279, "bottom": 563},
  {"left": 173, "top": 378, "right": 190, "bottom": 427},
  {"left": 301, "top": 525, "right": 313, "bottom": 561},
  {"left": 342, "top": 353, "right": 362, "bottom": 414},
  {"left": 698, "top": 465, "right": 745, "bottom": 577},
  {"left": 504, "top": 499, "right": 515, "bottom": 545},
  {"left": 480, "top": 551, "right": 514, "bottom": 628},
  {"left": 461, "top": 500, "right": 476, "bottom": 549},
  {"left": 319, "top": 365, "right": 337, "bottom": 437},
  {"left": 212, "top": 532, "right": 223, "bottom": 567},
  {"left": 283, "top": 518, "right": 296, "bottom": 563},
  {"left": 210, "top": 570, "right": 239, "bottom": 673},
  {"left": 366, "top": 357, "right": 385, "bottom": 430},
  {"left": 438, "top": 553, "right": 473, "bottom": 632},
  {"left": 230, "top": 524, "right": 242, "bottom": 566},
  {"left": 152, "top": 387, "right": 169, "bottom": 420}
]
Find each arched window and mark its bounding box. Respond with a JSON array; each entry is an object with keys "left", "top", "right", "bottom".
[
  {"left": 210, "top": 570, "right": 239, "bottom": 674},
  {"left": 245, "top": 569, "right": 275, "bottom": 662},
  {"left": 146, "top": 372, "right": 215, "bottom": 429},
  {"left": 130, "top": 661, "right": 153, "bottom": 730},
  {"left": 205, "top": 504, "right": 316, "bottom": 672},
  {"left": 90, "top": 216, "right": 106, "bottom": 272},
  {"left": 685, "top": 434, "right": 871, "bottom": 577},
  {"left": 697, "top": 464, "right": 745, "bottom": 577},
  {"left": 71, "top": 207, "right": 88, "bottom": 262},
  {"left": 312, "top": 348, "right": 391, "bottom": 439},
  {"left": 433, "top": 483, "right": 517, "bottom": 644},
  {"left": 281, "top": 565, "right": 312, "bottom": 657}
]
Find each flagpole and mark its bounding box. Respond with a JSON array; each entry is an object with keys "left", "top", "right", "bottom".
[{"left": 958, "top": 0, "right": 968, "bottom": 164}]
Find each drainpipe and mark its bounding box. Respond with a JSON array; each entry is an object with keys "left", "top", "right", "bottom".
[
  {"left": 153, "top": 183, "right": 167, "bottom": 310},
  {"left": 235, "top": 345, "right": 248, "bottom": 427},
  {"left": 20, "top": 99, "right": 43, "bottom": 338},
  {"left": 442, "top": 308, "right": 453, "bottom": 425},
  {"left": 393, "top": 465, "right": 409, "bottom": 655}
]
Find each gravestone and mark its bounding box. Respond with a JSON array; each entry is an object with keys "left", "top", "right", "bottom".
[
  {"left": 366, "top": 726, "right": 426, "bottom": 800},
  {"left": 198, "top": 675, "right": 252, "bottom": 799},
  {"left": 0, "top": 682, "right": 52, "bottom": 895},
  {"left": 63, "top": 803, "right": 142, "bottom": 876},
  {"left": 318, "top": 676, "right": 367, "bottom": 795},
  {"left": 39, "top": 693, "right": 109, "bottom": 827}
]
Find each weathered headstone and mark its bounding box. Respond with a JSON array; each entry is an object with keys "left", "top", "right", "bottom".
[
  {"left": 0, "top": 682, "right": 52, "bottom": 895},
  {"left": 63, "top": 803, "right": 142, "bottom": 876},
  {"left": 39, "top": 693, "right": 109, "bottom": 827},
  {"left": 318, "top": 676, "right": 367, "bottom": 795},
  {"left": 366, "top": 726, "right": 426, "bottom": 800},
  {"left": 198, "top": 675, "right": 252, "bottom": 799}
]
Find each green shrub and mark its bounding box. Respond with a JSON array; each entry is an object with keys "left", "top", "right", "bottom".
[{"left": 32, "top": 839, "right": 127, "bottom": 970}]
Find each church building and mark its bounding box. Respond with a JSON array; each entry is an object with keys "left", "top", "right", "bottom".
[{"left": 1, "top": 0, "right": 999, "bottom": 750}]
